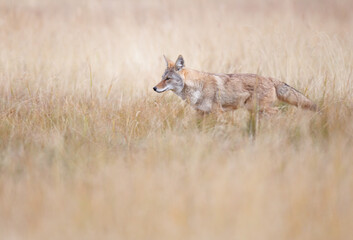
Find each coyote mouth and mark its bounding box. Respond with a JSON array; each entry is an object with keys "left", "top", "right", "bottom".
[{"left": 153, "top": 86, "right": 171, "bottom": 93}]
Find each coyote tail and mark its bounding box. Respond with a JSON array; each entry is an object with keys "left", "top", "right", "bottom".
[{"left": 275, "top": 82, "right": 318, "bottom": 111}]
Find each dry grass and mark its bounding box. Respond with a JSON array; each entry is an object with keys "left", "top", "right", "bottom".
[{"left": 0, "top": 0, "right": 353, "bottom": 239}]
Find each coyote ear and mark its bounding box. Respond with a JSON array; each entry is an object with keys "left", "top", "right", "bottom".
[
  {"left": 175, "top": 55, "right": 184, "bottom": 71},
  {"left": 163, "top": 55, "right": 174, "bottom": 68}
]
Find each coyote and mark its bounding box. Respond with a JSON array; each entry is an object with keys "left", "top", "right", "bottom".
[{"left": 153, "top": 55, "right": 318, "bottom": 115}]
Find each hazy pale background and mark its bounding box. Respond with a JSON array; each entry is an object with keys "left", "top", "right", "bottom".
[{"left": 0, "top": 0, "right": 353, "bottom": 239}]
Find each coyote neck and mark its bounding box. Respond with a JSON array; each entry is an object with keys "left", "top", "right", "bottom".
[{"left": 174, "top": 79, "right": 203, "bottom": 105}]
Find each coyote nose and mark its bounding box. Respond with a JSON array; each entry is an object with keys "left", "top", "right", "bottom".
[{"left": 153, "top": 87, "right": 157, "bottom": 91}]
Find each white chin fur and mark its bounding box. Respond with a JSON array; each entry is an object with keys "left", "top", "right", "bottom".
[{"left": 156, "top": 86, "right": 171, "bottom": 93}]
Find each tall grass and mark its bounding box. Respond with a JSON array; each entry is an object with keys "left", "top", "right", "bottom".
[{"left": 0, "top": 0, "right": 353, "bottom": 239}]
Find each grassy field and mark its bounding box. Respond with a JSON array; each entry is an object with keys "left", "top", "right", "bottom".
[{"left": 0, "top": 0, "right": 353, "bottom": 239}]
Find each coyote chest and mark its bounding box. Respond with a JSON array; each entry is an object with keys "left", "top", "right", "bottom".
[
  {"left": 183, "top": 88, "right": 202, "bottom": 105},
  {"left": 176, "top": 85, "right": 212, "bottom": 112}
]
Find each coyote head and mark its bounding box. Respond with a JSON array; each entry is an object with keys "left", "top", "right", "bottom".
[{"left": 153, "top": 55, "right": 185, "bottom": 94}]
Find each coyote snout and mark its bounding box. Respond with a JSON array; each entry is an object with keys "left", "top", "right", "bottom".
[{"left": 153, "top": 55, "right": 318, "bottom": 114}]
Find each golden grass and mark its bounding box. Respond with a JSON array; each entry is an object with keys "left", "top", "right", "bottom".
[{"left": 0, "top": 0, "right": 353, "bottom": 239}]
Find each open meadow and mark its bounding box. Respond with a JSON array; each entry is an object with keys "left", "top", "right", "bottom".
[{"left": 0, "top": 0, "right": 353, "bottom": 239}]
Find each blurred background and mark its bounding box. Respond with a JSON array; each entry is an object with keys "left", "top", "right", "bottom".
[{"left": 1, "top": 0, "right": 352, "bottom": 99}]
